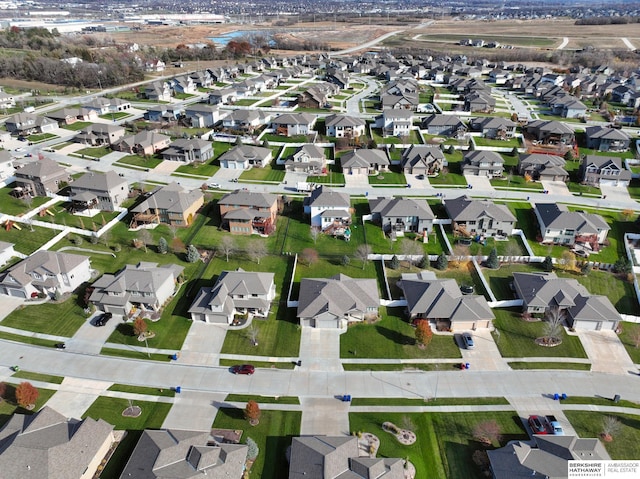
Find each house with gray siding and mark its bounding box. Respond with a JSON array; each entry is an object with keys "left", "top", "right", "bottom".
[
  {"left": 445, "top": 195, "right": 516, "bottom": 238},
  {"left": 69, "top": 170, "right": 129, "bottom": 211},
  {"left": 369, "top": 197, "right": 435, "bottom": 236},
  {"left": 469, "top": 116, "right": 517, "bottom": 139},
  {"left": 161, "top": 138, "right": 214, "bottom": 163},
  {"left": 518, "top": 153, "right": 568, "bottom": 181},
  {"left": 340, "top": 149, "right": 389, "bottom": 176},
  {"left": 400, "top": 145, "right": 446, "bottom": 176},
  {"left": 461, "top": 150, "right": 504, "bottom": 177},
  {"left": 219, "top": 145, "right": 272, "bottom": 170},
  {"left": 14, "top": 157, "right": 69, "bottom": 197},
  {"left": 580, "top": 155, "right": 631, "bottom": 187},
  {"left": 421, "top": 114, "right": 467, "bottom": 137},
  {"left": 534, "top": 203, "right": 609, "bottom": 249},
  {"left": 585, "top": 126, "right": 631, "bottom": 152}
]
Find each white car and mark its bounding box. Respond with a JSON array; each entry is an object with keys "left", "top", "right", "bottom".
[{"left": 208, "top": 183, "right": 221, "bottom": 189}]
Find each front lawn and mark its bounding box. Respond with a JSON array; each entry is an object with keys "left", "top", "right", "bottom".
[
  {"left": 368, "top": 168, "right": 407, "bottom": 186},
  {"left": 350, "top": 411, "right": 527, "bottom": 479},
  {"left": 75, "top": 146, "right": 112, "bottom": 158},
  {"left": 491, "top": 308, "right": 588, "bottom": 359},
  {"left": 1, "top": 295, "right": 88, "bottom": 337},
  {"left": 213, "top": 408, "right": 301, "bottom": 479},
  {"left": 116, "top": 154, "right": 163, "bottom": 169},
  {"left": 61, "top": 121, "right": 93, "bottom": 131},
  {"left": 0, "top": 384, "right": 56, "bottom": 427},
  {"left": 239, "top": 165, "right": 285, "bottom": 183},
  {"left": 564, "top": 411, "right": 640, "bottom": 459},
  {"left": 340, "top": 307, "right": 462, "bottom": 359},
  {"left": 99, "top": 111, "right": 129, "bottom": 120},
  {"left": 490, "top": 176, "right": 545, "bottom": 190},
  {"left": 474, "top": 137, "right": 521, "bottom": 148},
  {"left": 618, "top": 321, "right": 640, "bottom": 364}
]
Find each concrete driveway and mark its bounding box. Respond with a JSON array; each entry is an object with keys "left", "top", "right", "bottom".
[
  {"left": 66, "top": 313, "right": 120, "bottom": 354},
  {"left": 540, "top": 180, "right": 571, "bottom": 196},
  {"left": 459, "top": 329, "right": 510, "bottom": 371},
  {"left": 162, "top": 391, "right": 226, "bottom": 431},
  {"left": 46, "top": 377, "right": 113, "bottom": 419},
  {"left": 577, "top": 329, "right": 637, "bottom": 375},
  {"left": 344, "top": 173, "right": 370, "bottom": 188},
  {"left": 600, "top": 184, "right": 633, "bottom": 204},
  {"left": 179, "top": 322, "right": 226, "bottom": 366},
  {"left": 464, "top": 174, "right": 494, "bottom": 192},
  {"left": 300, "top": 397, "right": 350, "bottom": 436},
  {"left": 299, "top": 328, "right": 343, "bottom": 372}
]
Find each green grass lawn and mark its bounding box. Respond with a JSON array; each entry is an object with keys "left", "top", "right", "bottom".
[
  {"left": 99, "top": 112, "right": 129, "bottom": 120},
  {"left": 27, "top": 132, "right": 58, "bottom": 143},
  {"left": 618, "top": 321, "right": 640, "bottom": 364},
  {"left": 107, "top": 383, "right": 175, "bottom": 397},
  {"left": 224, "top": 394, "right": 299, "bottom": 404},
  {"left": 350, "top": 411, "right": 527, "bottom": 479},
  {"left": 490, "top": 176, "right": 545, "bottom": 190},
  {"left": 0, "top": 185, "right": 51, "bottom": 215},
  {"left": 0, "top": 331, "right": 60, "bottom": 348},
  {"left": 491, "top": 308, "right": 587, "bottom": 359},
  {"left": 351, "top": 397, "right": 509, "bottom": 406},
  {"left": 173, "top": 142, "right": 231, "bottom": 177},
  {"left": 0, "top": 385, "right": 56, "bottom": 427},
  {"left": 561, "top": 396, "right": 640, "bottom": 409},
  {"left": 116, "top": 154, "right": 163, "bottom": 169},
  {"left": 340, "top": 307, "right": 462, "bottom": 359},
  {"left": 262, "top": 133, "right": 309, "bottom": 143},
  {"left": 75, "top": 146, "right": 111, "bottom": 158},
  {"left": 213, "top": 408, "right": 301, "bottom": 479},
  {"left": 100, "top": 347, "right": 173, "bottom": 362},
  {"left": 368, "top": 168, "right": 407, "bottom": 186},
  {"left": 564, "top": 411, "right": 640, "bottom": 459},
  {"left": 239, "top": 165, "right": 285, "bottom": 182},
  {"left": 446, "top": 233, "right": 529, "bottom": 258},
  {"left": 61, "top": 121, "right": 93, "bottom": 131},
  {"left": 474, "top": 137, "right": 521, "bottom": 148},
  {"left": 483, "top": 263, "right": 544, "bottom": 301},
  {"left": 1, "top": 295, "right": 89, "bottom": 336},
  {"left": 363, "top": 222, "right": 445, "bottom": 256},
  {"left": 508, "top": 361, "right": 591, "bottom": 370},
  {"left": 12, "top": 371, "right": 65, "bottom": 384},
  {"left": 34, "top": 202, "right": 120, "bottom": 230}
]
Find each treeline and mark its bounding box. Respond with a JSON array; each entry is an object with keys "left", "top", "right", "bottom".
[{"left": 575, "top": 16, "right": 640, "bottom": 25}]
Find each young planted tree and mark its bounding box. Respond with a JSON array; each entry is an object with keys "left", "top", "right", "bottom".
[
  {"left": 15, "top": 382, "right": 39, "bottom": 409},
  {"left": 601, "top": 415, "right": 621, "bottom": 442},
  {"left": 157, "top": 237, "right": 168, "bottom": 254},
  {"left": 186, "top": 244, "right": 200, "bottom": 263},
  {"left": 139, "top": 229, "right": 152, "bottom": 253},
  {"left": 542, "top": 255, "right": 554, "bottom": 272},
  {"left": 389, "top": 255, "right": 400, "bottom": 270},
  {"left": 219, "top": 236, "right": 235, "bottom": 262},
  {"left": 245, "top": 437, "right": 259, "bottom": 461},
  {"left": 543, "top": 306, "right": 564, "bottom": 343},
  {"left": 301, "top": 248, "right": 319, "bottom": 266},
  {"left": 244, "top": 400, "right": 261, "bottom": 425},
  {"left": 341, "top": 255, "right": 351, "bottom": 266},
  {"left": 310, "top": 227, "right": 321, "bottom": 244},
  {"left": 414, "top": 319, "right": 433, "bottom": 347},
  {"left": 247, "top": 324, "right": 259, "bottom": 346},
  {"left": 560, "top": 250, "right": 576, "bottom": 272},
  {"left": 133, "top": 317, "right": 148, "bottom": 337},
  {"left": 435, "top": 252, "right": 448, "bottom": 271},
  {"left": 355, "top": 244, "right": 372, "bottom": 270},
  {"left": 486, "top": 247, "right": 499, "bottom": 269},
  {"left": 473, "top": 420, "right": 502, "bottom": 445},
  {"left": 248, "top": 240, "right": 268, "bottom": 265}
]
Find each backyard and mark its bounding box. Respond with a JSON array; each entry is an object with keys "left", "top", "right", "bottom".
[{"left": 564, "top": 411, "right": 640, "bottom": 460}]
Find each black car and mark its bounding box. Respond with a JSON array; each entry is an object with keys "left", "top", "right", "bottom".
[
  {"left": 55, "top": 342, "right": 66, "bottom": 349},
  {"left": 95, "top": 312, "right": 113, "bottom": 327},
  {"left": 460, "top": 285, "right": 474, "bottom": 295}
]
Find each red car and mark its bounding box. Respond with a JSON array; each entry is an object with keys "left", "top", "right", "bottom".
[
  {"left": 528, "top": 415, "right": 549, "bottom": 435},
  {"left": 230, "top": 364, "right": 255, "bottom": 375}
]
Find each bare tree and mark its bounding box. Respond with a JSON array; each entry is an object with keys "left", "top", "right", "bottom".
[
  {"left": 631, "top": 327, "right": 640, "bottom": 349},
  {"left": 310, "top": 227, "right": 320, "bottom": 244},
  {"left": 247, "top": 324, "right": 259, "bottom": 346},
  {"left": 544, "top": 306, "right": 565, "bottom": 342},
  {"left": 473, "top": 420, "right": 502, "bottom": 445},
  {"left": 248, "top": 240, "right": 267, "bottom": 265},
  {"left": 168, "top": 224, "right": 178, "bottom": 239},
  {"left": 400, "top": 239, "right": 422, "bottom": 266},
  {"left": 601, "top": 416, "right": 621, "bottom": 441},
  {"left": 355, "top": 244, "right": 372, "bottom": 270},
  {"left": 219, "top": 235, "right": 235, "bottom": 262},
  {"left": 301, "top": 248, "right": 319, "bottom": 266},
  {"left": 503, "top": 240, "right": 521, "bottom": 264},
  {"left": 560, "top": 250, "right": 576, "bottom": 272},
  {"left": 139, "top": 229, "right": 152, "bottom": 253}
]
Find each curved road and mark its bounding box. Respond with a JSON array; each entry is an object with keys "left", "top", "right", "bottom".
[{"left": 557, "top": 37, "right": 569, "bottom": 50}]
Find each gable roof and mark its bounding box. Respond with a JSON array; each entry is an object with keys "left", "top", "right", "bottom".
[
  {"left": 71, "top": 170, "right": 127, "bottom": 193},
  {"left": 324, "top": 114, "right": 365, "bottom": 128},
  {"left": 0, "top": 250, "right": 89, "bottom": 288},
  {"left": 132, "top": 182, "right": 203, "bottom": 215},
  {"left": 340, "top": 149, "right": 389, "bottom": 168},
  {"left": 534, "top": 203, "right": 609, "bottom": 234},
  {"left": 297, "top": 274, "right": 379, "bottom": 319},
  {"left": 308, "top": 185, "right": 350, "bottom": 208},
  {"left": 218, "top": 189, "right": 277, "bottom": 209},
  {"left": 369, "top": 197, "right": 435, "bottom": 220},
  {"left": 272, "top": 112, "right": 316, "bottom": 125},
  {"left": 15, "top": 158, "right": 67, "bottom": 180},
  {"left": 445, "top": 195, "right": 516, "bottom": 223},
  {"left": 218, "top": 145, "right": 272, "bottom": 164},
  {"left": 400, "top": 145, "right": 445, "bottom": 168}
]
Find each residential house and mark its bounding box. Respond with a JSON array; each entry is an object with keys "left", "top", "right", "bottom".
[
  {"left": 469, "top": 116, "right": 517, "bottom": 139},
  {"left": 297, "top": 84, "right": 331, "bottom": 109},
  {"left": 144, "top": 104, "right": 182, "bottom": 123},
  {"left": 488, "top": 435, "right": 610, "bottom": 479},
  {"left": 0, "top": 241, "right": 16, "bottom": 268},
  {"left": 208, "top": 87, "right": 237, "bottom": 105},
  {"left": 369, "top": 197, "right": 435, "bottom": 236},
  {"left": 5, "top": 113, "right": 57, "bottom": 136},
  {"left": 221, "top": 109, "right": 270, "bottom": 132},
  {"left": 188, "top": 268, "right": 276, "bottom": 324},
  {"left": 326, "top": 69, "right": 350, "bottom": 89},
  {"left": 0, "top": 250, "right": 91, "bottom": 298},
  {"left": 289, "top": 435, "right": 404, "bottom": 479},
  {"left": 74, "top": 123, "right": 125, "bottom": 146},
  {"left": 161, "top": 138, "right": 214, "bottom": 163},
  {"left": 401, "top": 145, "right": 446, "bottom": 176},
  {"left": 297, "top": 274, "right": 379, "bottom": 328},
  {"left": 218, "top": 189, "right": 278, "bottom": 235},
  {"left": 0, "top": 149, "right": 14, "bottom": 182},
  {"left": 112, "top": 131, "right": 171, "bottom": 156},
  {"left": 525, "top": 120, "right": 575, "bottom": 145},
  {"left": 130, "top": 182, "right": 204, "bottom": 228},
  {"left": 585, "top": 126, "right": 631, "bottom": 152},
  {"left": 399, "top": 272, "right": 494, "bottom": 330},
  {"left": 144, "top": 81, "right": 172, "bottom": 102},
  {"left": 534, "top": 203, "right": 610, "bottom": 249},
  {"left": 171, "top": 75, "right": 197, "bottom": 95},
  {"left": 69, "top": 170, "right": 129, "bottom": 212},
  {"left": 13, "top": 157, "right": 69, "bottom": 197},
  {"left": 381, "top": 92, "right": 418, "bottom": 110},
  {"left": 379, "top": 109, "right": 413, "bottom": 138},
  {"left": 218, "top": 145, "right": 272, "bottom": 170},
  {"left": 183, "top": 104, "right": 220, "bottom": 128},
  {"left": 304, "top": 185, "right": 351, "bottom": 231},
  {"left": 513, "top": 272, "right": 621, "bottom": 330},
  {"left": 45, "top": 107, "right": 98, "bottom": 126},
  {"left": 0, "top": 407, "right": 115, "bottom": 479},
  {"left": 120, "top": 429, "right": 247, "bottom": 479},
  {"left": 464, "top": 90, "right": 495, "bottom": 112},
  {"left": 461, "top": 150, "right": 504, "bottom": 177},
  {"left": 518, "top": 153, "right": 569, "bottom": 181},
  {"left": 271, "top": 113, "right": 317, "bottom": 137},
  {"left": 284, "top": 144, "right": 326, "bottom": 174},
  {"left": 145, "top": 59, "right": 165, "bottom": 72},
  {"left": 324, "top": 114, "right": 366, "bottom": 139},
  {"left": 340, "top": 149, "right": 389, "bottom": 176},
  {"left": 189, "top": 69, "right": 213, "bottom": 88},
  {"left": 83, "top": 97, "right": 131, "bottom": 114},
  {"left": 421, "top": 114, "right": 467, "bottom": 137},
  {"left": 0, "top": 90, "right": 15, "bottom": 109},
  {"left": 580, "top": 155, "right": 631, "bottom": 187},
  {"left": 89, "top": 262, "right": 184, "bottom": 316},
  {"left": 445, "top": 195, "right": 516, "bottom": 238}
]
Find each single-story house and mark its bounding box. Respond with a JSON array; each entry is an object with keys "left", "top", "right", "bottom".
[
  {"left": 340, "top": 149, "right": 389, "bottom": 175},
  {"left": 218, "top": 145, "right": 272, "bottom": 169},
  {"left": 130, "top": 182, "right": 203, "bottom": 228}
]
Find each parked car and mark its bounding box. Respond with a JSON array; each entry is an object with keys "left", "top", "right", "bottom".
[
  {"left": 416, "top": 174, "right": 425, "bottom": 180},
  {"left": 54, "top": 342, "right": 66, "bottom": 350},
  {"left": 462, "top": 332, "right": 475, "bottom": 349},
  {"left": 458, "top": 238, "right": 472, "bottom": 246},
  {"left": 208, "top": 183, "right": 221, "bottom": 189},
  {"left": 460, "top": 285, "right": 474, "bottom": 295},
  {"left": 230, "top": 364, "right": 255, "bottom": 375},
  {"left": 574, "top": 249, "right": 589, "bottom": 258},
  {"left": 528, "top": 415, "right": 549, "bottom": 435},
  {"left": 94, "top": 312, "right": 113, "bottom": 327}
]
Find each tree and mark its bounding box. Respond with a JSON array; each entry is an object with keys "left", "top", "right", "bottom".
[
  {"left": 301, "top": 248, "right": 319, "bottom": 266},
  {"left": 613, "top": 257, "right": 632, "bottom": 275},
  {"left": 564, "top": 150, "right": 576, "bottom": 163},
  {"left": 473, "top": 420, "right": 502, "bottom": 445},
  {"left": 244, "top": 400, "right": 261, "bottom": 424},
  {"left": 102, "top": 230, "right": 111, "bottom": 249},
  {"left": 468, "top": 138, "right": 475, "bottom": 151},
  {"left": 580, "top": 262, "right": 592, "bottom": 275},
  {"left": 621, "top": 208, "right": 634, "bottom": 221},
  {"left": 560, "top": 250, "right": 576, "bottom": 272},
  {"left": 486, "top": 247, "right": 499, "bottom": 269},
  {"left": 400, "top": 239, "right": 422, "bottom": 265},
  {"left": 186, "top": 244, "right": 200, "bottom": 263},
  {"left": 414, "top": 319, "right": 433, "bottom": 347},
  {"left": 247, "top": 324, "right": 259, "bottom": 346},
  {"left": 435, "top": 252, "right": 448, "bottom": 270},
  {"left": 158, "top": 237, "right": 168, "bottom": 254},
  {"left": 219, "top": 236, "right": 235, "bottom": 262},
  {"left": 310, "top": 227, "right": 320, "bottom": 244},
  {"left": 503, "top": 241, "right": 521, "bottom": 263},
  {"left": 235, "top": 135, "right": 243, "bottom": 146},
  {"left": 510, "top": 146, "right": 518, "bottom": 157},
  {"left": 133, "top": 317, "right": 148, "bottom": 336},
  {"left": 172, "top": 237, "right": 185, "bottom": 253},
  {"left": 417, "top": 255, "right": 427, "bottom": 269},
  {"left": 542, "top": 255, "right": 553, "bottom": 272},
  {"left": 246, "top": 437, "right": 259, "bottom": 461},
  {"left": 601, "top": 416, "right": 621, "bottom": 441},
  {"left": 248, "top": 240, "right": 267, "bottom": 265},
  {"left": 543, "top": 306, "right": 564, "bottom": 342},
  {"left": 341, "top": 255, "right": 350, "bottom": 266},
  {"left": 355, "top": 244, "right": 372, "bottom": 270},
  {"left": 15, "top": 382, "right": 39, "bottom": 409},
  {"left": 389, "top": 255, "right": 400, "bottom": 270},
  {"left": 139, "top": 229, "right": 152, "bottom": 253}
]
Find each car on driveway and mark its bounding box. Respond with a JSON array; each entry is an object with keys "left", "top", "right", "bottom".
[
  {"left": 230, "top": 364, "right": 255, "bottom": 375},
  {"left": 94, "top": 312, "right": 113, "bottom": 327},
  {"left": 462, "top": 332, "right": 475, "bottom": 349},
  {"left": 528, "top": 415, "right": 549, "bottom": 435},
  {"left": 208, "top": 183, "right": 221, "bottom": 189}
]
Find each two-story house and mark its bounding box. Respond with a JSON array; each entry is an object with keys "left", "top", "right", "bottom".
[
  {"left": 324, "top": 114, "right": 366, "bottom": 139},
  {"left": 401, "top": 145, "right": 446, "bottom": 176},
  {"left": 183, "top": 104, "right": 221, "bottom": 128},
  {"left": 90, "top": 262, "right": 184, "bottom": 317},
  {"left": 5, "top": 113, "right": 58, "bottom": 136},
  {"left": 421, "top": 114, "right": 467, "bottom": 137},
  {"left": 218, "top": 189, "right": 278, "bottom": 235},
  {"left": 130, "top": 182, "right": 203, "bottom": 228},
  {"left": 222, "top": 110, "right": 270, "bottom": 133},
  {"left": 303, "top": 186, "right": 351, "bottom": 233},
  {"left": 69, "top": 170, "right": 129, "bottom": 212},
  {"left": 379, "top": 109, "right": 413, "bottom": 138},
  {"left": 534, "top": 203, "right": 610, "bottom": 250},
  {"left": 585, "top": 126, "right": 631, "bottom": 152},
  {"left": 161, "top": 139, "right": 214, "bottom": 163},
  {"left": 270, "top": 113, "right": 317, "bottom": 137},
  {"left": 188, "top": 268, "right": 276, "bottom": 324},
  {"left": 0, "top": 250, "right": 91, "bottom": 299},
  {"left": 469, "top": 116, "right": 517, "bottom": 139},
  {"left": 13, "top": 158, "right": 69, "bottom": 198},
  {"left": 445, "top": 195, "right": 516, "bottom": 238},
  {"left": 284, "top": 144, "right": 326, "bottom": 174},
  {"left": 369, "top": 197, "right": 435, "bottom": 237},
  {"left": 74, "top": 123, "right": 125, "bottom": 146},
  {"left": 112, "top": 131, "right": 171, "bottom": 156},
  {"left": 580, "top": 155, "right": 631, "bottom": 187},
  {"left": 461, "top": 150, "right": 504, "bottom": 177}
]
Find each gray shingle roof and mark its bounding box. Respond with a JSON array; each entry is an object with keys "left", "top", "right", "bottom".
[
  {"left": 445, "top": 195, "right": 516, "bottom": 223},
  {"left": 340, "top": 149, "right": 389, "bottom": 168},
  {"left": 15, "top": 157, "right": 66, "bottom": 179},
  {"left": 369, "top": 197, "right": 435, "bottom": 220},
  {"left": 308, "top": 186, "right": 350, "bottom": 208},
  {"left": 71, "top": 170, "right": 127, "bottom": 192},
  {"left": 297, "top": 274, "right": 379, "bottom": 320},
  {"left": 325, "top": 114, "right": 365, "bottom": 128},
  {"left": 0, "top": 250, "right": 89, "bottom": 288},
  {"left": 218, "top": 189, "right": 277, "bottom": 209},
  {"left": 535, "top": 203, "right": 609, "bottom": 234},
  {"left": 132, "top": 182, "right": 203, "bottom": 215}
]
